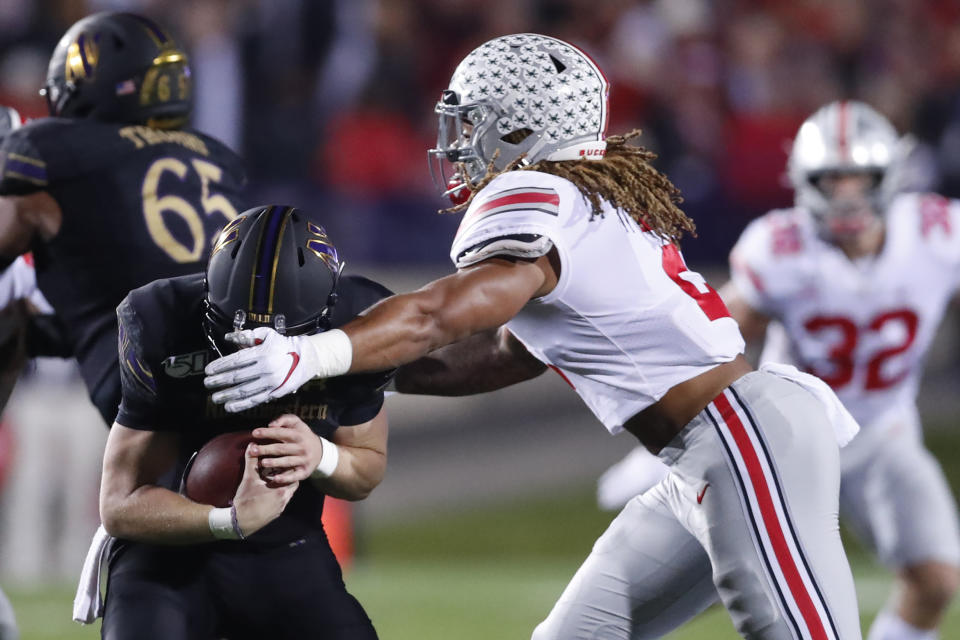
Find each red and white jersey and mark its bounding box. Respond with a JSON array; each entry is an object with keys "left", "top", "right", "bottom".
[
  {"left": 450, "top": 170, "right": 745, "bottom": 434},
  {"left": 0, "top": 254, "right": 52, "bottom": 313},
  {"left": 730, "top": 193, "right": 960, "bottom": 431}
]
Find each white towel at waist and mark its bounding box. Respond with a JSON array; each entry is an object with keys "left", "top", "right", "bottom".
[{"left": 759, "top": 362, "right": 860, "bottom": 448}]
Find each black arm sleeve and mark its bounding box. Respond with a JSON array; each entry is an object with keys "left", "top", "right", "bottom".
[
  {"left": 0, "top": 128, "right": 49, "bottom": 196},
  {"left": 114, "top": 298, "right": 163, "bottom": 429}
]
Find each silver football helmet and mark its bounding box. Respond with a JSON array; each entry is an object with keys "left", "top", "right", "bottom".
[
  {"left": 788, "top": 100, "right": 907, "bottom": 239},
  {"left": 428, "top": 33, "right": 609, "bottom": 200}
]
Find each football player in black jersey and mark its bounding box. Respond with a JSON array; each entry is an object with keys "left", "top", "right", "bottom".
[
  {"left": 98, "top": 205, "right": 390, "bottom": 639},
  {"left": 0, "top": 12, "right": 247, "bottom": 425}
]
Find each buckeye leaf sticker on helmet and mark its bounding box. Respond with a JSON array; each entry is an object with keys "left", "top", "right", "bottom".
[{"left": 428, "top": 33, "right": 609, "bottom": 199}]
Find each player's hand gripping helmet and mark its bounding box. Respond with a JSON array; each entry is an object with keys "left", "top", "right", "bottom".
[
  {"left": 428, "top": 33, "right": 609, "bottom": 202},
  {"left": 788, "top": 100, "right": 907, "bottom": 240},
  {"left": 203, "top": 206, "right": 343, "bottom": 357},
  {"left": 41, "top": 12, "right": 191, "bottom": 129}
]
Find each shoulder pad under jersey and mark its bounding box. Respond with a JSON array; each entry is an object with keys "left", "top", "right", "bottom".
[
  {"left": 116, "top": 294, "right": 160, "bottom": 416},
  {"left": 450, "top": 171, "right": 573, "bottom": 269},
  {"left": 116, "top": 274, "right": 206, "bottom": 428},
  {"left": 0, "top": 120, "right": 55, "bottom": 195},
  {"left": 331, "top": 274, "right": 394, "bottom": 328},
  {"left": 895, "top": 193, "right": 960, "bottom": 248},
  {"left": 728, "top": 208, "right": 814, "bottom": 315}
]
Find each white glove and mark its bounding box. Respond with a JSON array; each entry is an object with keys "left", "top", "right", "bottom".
[{"left": 203, "top": 327, "right": 353, "bottom": 413}]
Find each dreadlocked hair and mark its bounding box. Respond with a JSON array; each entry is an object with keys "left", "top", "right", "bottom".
[{"left": 444, "top": 130, "right": 696, "bottom": 245}]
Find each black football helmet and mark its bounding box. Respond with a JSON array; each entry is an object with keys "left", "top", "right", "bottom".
[
  {"left": 203, "top": 206, "right": 343, "bottom": 356},
  {"left": 40, "top": 12, "right": 191, "bottom": 129}
]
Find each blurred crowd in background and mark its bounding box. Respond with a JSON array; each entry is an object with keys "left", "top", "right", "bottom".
[{"left": 3, "top": 0, "right": 960, "bottom": 265}]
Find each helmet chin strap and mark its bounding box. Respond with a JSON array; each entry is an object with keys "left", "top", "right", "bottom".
[{"left": 318, "top": 260, "right": 345, "bottom": 332}]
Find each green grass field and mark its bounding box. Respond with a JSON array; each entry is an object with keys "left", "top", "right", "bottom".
[{"left": 7, "top": 427, "right": 960, "bottom": 639}]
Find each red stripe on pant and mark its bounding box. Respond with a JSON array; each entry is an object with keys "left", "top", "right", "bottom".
[{"left": 713, "top": 391, "right": 830, "bottom": 640}]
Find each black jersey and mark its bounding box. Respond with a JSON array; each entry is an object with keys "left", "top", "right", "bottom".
[
  {"left": 0, "top": 118, "right": 247, "bottom": 420},
  {"left": 115, "top": 272, "right": 393, "bottom": 545}
]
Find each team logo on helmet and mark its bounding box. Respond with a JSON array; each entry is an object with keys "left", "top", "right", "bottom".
[
  {"left": 428, "top": 33, "right": 609, "bottom": 199},
  {"left": 203, "top": 206, "right": 342, "bottom": 357},
  {"left": 42, "top": 12, "right": 192, "bottom": 128},
  {"left": 305, "top": 221, "right": 340, "bottom": 271},
  {"left": 211, "top": 216, "right": 243, "bottom": 257},
  {"left": 452, "top": 35, "right": 604, "bottom": 144},
  {"left": 65, "top": 33, "right": 100, "bottom": 83}
]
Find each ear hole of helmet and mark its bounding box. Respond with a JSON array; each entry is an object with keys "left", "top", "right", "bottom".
[
  {"left": 501, "top": 128, "right": 533, "bottom": 144},
  {"left": 297, "top": 247, "right": 305, "bottom": 267},
  {"left": 549, "top": 54, "right": 566, "bottom": 73}
]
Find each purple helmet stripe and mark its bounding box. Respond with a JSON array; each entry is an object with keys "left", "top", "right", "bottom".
[
  {"left": 251, "top": 206, "right": 290, "bottom": 313},
  {"left": 127, "top": 13, "right": 169, "bottom": 44},
  {"left": 77, "top": 34, "right": 93, "bottom": 75}
]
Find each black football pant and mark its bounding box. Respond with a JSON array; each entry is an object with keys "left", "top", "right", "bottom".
[{"left": 101, "top": 535, "right": 377, "bottom": 640}]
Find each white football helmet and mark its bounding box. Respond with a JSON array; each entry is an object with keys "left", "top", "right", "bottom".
[
  {"left": 428, "top": 33, "right": 609, "bottom": 200},
  {"left": 788, "top": 100, "right": 907, "bottom": 239}
]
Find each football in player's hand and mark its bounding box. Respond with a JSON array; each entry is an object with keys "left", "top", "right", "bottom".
[{"left": 183, "top": 431, "right": 276, "bottom": 507}]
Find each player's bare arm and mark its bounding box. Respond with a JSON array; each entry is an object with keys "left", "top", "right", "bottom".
[
  {"left": 716, "top": 280, "right": 770, "bottom": 345},
  {"left": 395, "top": 326, "right": 547, "bottom": 395},
  {"left": 100, "top": 423, "right": 297, "bottom": 543},
  {"left": 251, "top": 409, "right": 388, "bottom": 500},
  {"left": 205, "top": 253, "right": 557, "bottom": 411},
  {"left": 346, "top": 255, "right": 554, "bottom": 371},
  {"left": 0, "top": 192, "right": 61, "bottom": 262}
]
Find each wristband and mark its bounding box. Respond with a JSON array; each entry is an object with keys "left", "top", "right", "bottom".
[
  {"left": 310, "top": 436, "right": 340, "bottom": 479},
  {"left": 303, "top": 329, "right": 353, "bottom": 378},
  {"left": 208, "top": 505, "right": 245, "bottom": 540}
]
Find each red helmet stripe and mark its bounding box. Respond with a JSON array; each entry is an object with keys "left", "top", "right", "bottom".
[{"left": 836, "top": 101, "right": 849, "bottom": 162}]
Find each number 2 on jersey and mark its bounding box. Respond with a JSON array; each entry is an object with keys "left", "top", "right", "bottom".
[
  {"left": 141, "top": 157, "right": 239, "bottom": 262},
  {"left": 661, "top": 244, "right": 730, "bottom": 321}
]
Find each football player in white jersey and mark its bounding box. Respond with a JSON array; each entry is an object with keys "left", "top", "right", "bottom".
[
  {"left": 0, "top": 254, "right": 51, "bottom": 640},
  {"left": 204, "top": 34, "right": 864, "bottom": 638},
  {"left": 720, "top": 100, "right": 960, "bottom": 640}
]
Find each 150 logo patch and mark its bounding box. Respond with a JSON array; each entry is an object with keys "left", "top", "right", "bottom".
[{"left": 162, "top": 350, "right": 209, "bottom": 377}]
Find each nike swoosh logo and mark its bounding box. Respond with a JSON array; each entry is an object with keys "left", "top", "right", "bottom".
[
  {"left": 272, "top": 352, "right": 301, "bottom": 392},
  {"left": 697, "top": 483, "right": 710, "bottom": 504}
]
